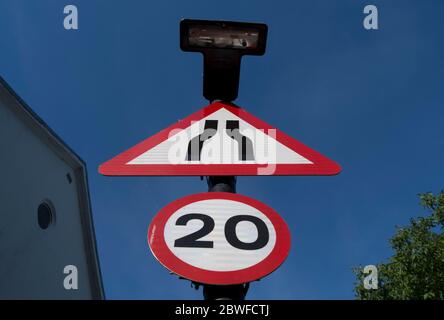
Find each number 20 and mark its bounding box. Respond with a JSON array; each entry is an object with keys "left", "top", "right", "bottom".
[{"left": 174, "top": 213, "right": 269, "bottom": 250}]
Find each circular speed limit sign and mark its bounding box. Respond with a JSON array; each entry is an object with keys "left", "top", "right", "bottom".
[{"left": 148, "top": 192, "right": 291, "bottom": 285}]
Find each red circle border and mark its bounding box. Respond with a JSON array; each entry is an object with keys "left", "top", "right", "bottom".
[{"left": 147, "top": 192, "right": 291, "bottom": 285}]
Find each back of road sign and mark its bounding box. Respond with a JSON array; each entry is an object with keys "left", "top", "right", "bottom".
[{"left": 99, "top": 102, "right": 341, "bottom": 176}]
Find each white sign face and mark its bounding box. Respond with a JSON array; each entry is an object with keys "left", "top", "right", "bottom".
[
  {"left": 128, "top": 107, "right": 311, "bottom": 165},
  {"left": 163, "top": 199, "right": 276, "bottom": 272},
  {"left": 148, "top": 192, "right": 291, "bottom": 285},
  {"left": 100, "top": 102, "right": 342, "bottom": 176}
]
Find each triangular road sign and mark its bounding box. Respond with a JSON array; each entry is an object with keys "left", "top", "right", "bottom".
[{"left": 99, "top": 102, "right": 341, "bottom": 176}]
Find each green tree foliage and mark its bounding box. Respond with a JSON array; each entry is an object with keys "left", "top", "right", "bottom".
[{"left": 354, "top": 192, "right": 444, "bottom": 300}]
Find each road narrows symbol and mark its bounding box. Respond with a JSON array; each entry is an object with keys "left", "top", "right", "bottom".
[
  {"left": 99, "top": 101, "right": 341, "bottom": 176},
  {"left": 187, "top": 120, "right": 218, "bottom": 161},
  {"left": 226, "top": 120, "right": 255, "bottom": 161}
]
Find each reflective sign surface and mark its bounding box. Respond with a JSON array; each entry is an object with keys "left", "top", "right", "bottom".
[{"left": 148, "top": 192, "right": 291, "bottom": 285}]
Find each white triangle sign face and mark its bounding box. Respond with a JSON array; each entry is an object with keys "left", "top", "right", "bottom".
[{"left": 99, "top": 102, "right": 341, "bottom": 176}]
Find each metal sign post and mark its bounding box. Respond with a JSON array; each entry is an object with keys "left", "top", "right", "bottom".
[
  {"left": 204, "top": 176, "right": 246, "bottom": 300},
  {"left": 99, "top": 19, "right": 341, "bottom": 301}
]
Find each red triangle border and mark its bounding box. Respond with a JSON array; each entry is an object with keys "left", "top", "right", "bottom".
[{"left": 99, "top": 102, "right": 341, "bottom": 176}]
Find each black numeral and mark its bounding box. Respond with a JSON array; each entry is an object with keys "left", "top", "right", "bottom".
[
  {"left": 174, "top": 213, "right": 214, "bottom": 248},
  {"left": 225, "top": 215, "right": 269, "bottom": 250},
  {"left": 174, "top": 214, "right": 269, "bottom": 250}
]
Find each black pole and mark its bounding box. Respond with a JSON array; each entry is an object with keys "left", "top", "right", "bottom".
[
  {"left": 206, "top": 176, "right": 236, "bottom": 193},
  {"left": 201, "top": 176, "right": 250, "bottom": 300}
]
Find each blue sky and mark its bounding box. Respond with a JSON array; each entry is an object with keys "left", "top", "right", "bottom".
[{"left": 1, "top": 0, "right": 444, "bottom": 299}]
